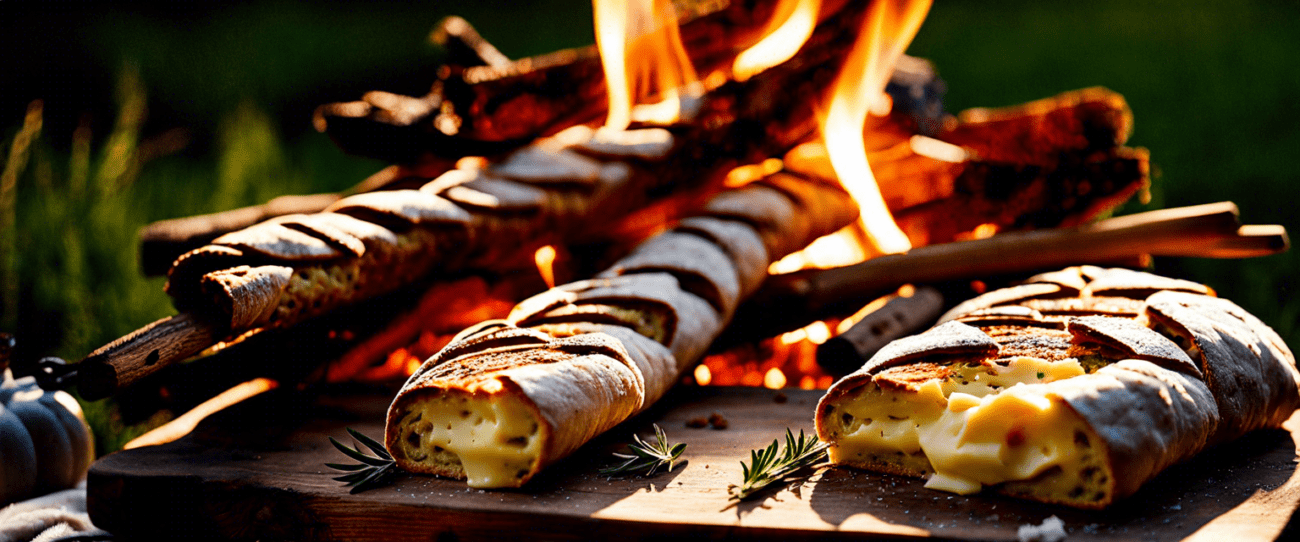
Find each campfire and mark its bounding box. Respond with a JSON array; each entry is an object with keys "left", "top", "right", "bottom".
[
  {"left": 7, "top": 1, "right": 1290, "bottom": 540},
  {"left": 67, "top": 0, "right": 1284, "bottom": 440}
]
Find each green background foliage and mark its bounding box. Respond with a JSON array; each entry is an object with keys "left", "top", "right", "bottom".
[{"left": 1, "top": 0, "right": 1296, "bottom": 453}]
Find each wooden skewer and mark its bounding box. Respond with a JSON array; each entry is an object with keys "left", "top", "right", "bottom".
[
  {"left": 727, "top": 201, "right": 1288, "bottom": 342},
  {"left": 1188, "top": 224, "right": 1289, "bottom": 259},
  {"left": 76, "top": 313, "right": 221, "bottom": 400}
]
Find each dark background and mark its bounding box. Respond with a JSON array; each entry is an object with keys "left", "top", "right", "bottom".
[{"left": 2, "top": 0, "right": 1297, "bottom": 448}]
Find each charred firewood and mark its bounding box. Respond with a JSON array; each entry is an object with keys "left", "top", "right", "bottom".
[
  {"left": 314, "top": 0, "right": 932, "bottom": 162},
  {"left": 941, "top": 86, "right": 1133, "bottom": 164},
  {"left": 896, "top": 146, "right": 1150, "bottom": 246},
  {"left": 314, "top": 0, "right": 779, "bottom": 161},
  {"left": 139, "top": 8, "right": 946, "bottom": 272},
  {"left": 785, "top": 87, "right": 1149, "bottom": 247},
  {"left": 76, "top": 0, "right": 884, "bottom": 399}
]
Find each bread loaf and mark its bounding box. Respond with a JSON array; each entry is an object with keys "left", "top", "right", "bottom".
[
  {"left": 816, "top": 265, "right": 1299, "bottom": 508},
  {"left": 386, "top": 172, "right": 858, "bottom": 487}
]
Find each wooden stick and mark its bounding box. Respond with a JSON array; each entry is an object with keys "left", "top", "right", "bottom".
[
  {"left": 1188, "top": 224, "right": 1289, "bottom": 259},
  {"left": 122, "top": 377, "right": 279, "bottom": 450},
  {"left": 815, "top": 286, "right": 944, "bottom": 374},
  {"left": 729, "top": 202, "right": 1288, "bottom": 341},
  {"left": 76, "top": 313, "right": 220, "bottom": 400}
]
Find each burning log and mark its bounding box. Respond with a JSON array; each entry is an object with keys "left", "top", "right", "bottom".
[
  {"left": 76, "top": 0, "right": 890, "bottom": 400},
  {"left": 313, "top": 0, "right": 832, "bottom": 162},
  {"left": 137, "top": 81, "right": 1129, "bottom": 281},
  {"left": 385, "top": 168, "right": 858, "bottom": 488},
  {"left": 724, "top": 201, "right": 1288, "bottom": 345},
  {"left": 136, "top": 58, "right": 945, "bottom": 275},
  {"left": 787, "top": 87, "right": 1148, "bottom": 247}
]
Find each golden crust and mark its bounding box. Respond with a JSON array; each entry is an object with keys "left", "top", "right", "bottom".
[
  {"left": 1067, "top": 315, "right": 1201, "bottom": 377},
  {"left": 873, "top": 362, "right": 952, "bottom": 392},
  {"left": 863, "top": 321, "right": 1000, "bottom": 374},
  {"left": 980, "top": 324, "right": 1075, "bottom": 363}
]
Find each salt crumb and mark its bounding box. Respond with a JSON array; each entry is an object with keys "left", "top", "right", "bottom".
[{"left": 1017, "top": 515, "right": 1067, "bottom": 542}]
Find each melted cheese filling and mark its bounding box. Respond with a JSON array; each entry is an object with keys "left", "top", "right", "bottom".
[
  {"left": 830, "top": 356, "right": 1090, "bottom": 494},
  {"left": 397, "top": 390, "right": 543, "bottom": 488}
]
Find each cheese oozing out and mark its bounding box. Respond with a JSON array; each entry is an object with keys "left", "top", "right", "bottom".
[
  {"left": 826, "top": 356, "right": 1097, "bottom": 495},
  {"left": 393, "top": 389, "right": 543, "bottom": 488}
]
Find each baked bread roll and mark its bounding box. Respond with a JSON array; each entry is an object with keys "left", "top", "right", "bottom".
[
  {"left": 815, "top": 265, "right": 1299, "bottom": 508},
  {"left": 386, "top": 172, "right": 858, "bottom": 487},
  {"left": 164, "top": 126, "right": 686, "bottom": 334}
]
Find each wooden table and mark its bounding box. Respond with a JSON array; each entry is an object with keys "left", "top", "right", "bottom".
[{"left": 87, "top": 386, "right": 1300, "bottom": 541}]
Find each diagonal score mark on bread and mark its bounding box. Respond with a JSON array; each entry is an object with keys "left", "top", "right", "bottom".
[
  {"left": 815, "top": 265, "right": 1300, "bottom": 509},
  {"left": 386, "top": 171, "right": 858, "bottom": 488}
]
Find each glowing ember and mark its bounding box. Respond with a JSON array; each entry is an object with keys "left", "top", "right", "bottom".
[
  {"left": 956, "top": 222, "right": 1003, "bottom": 241},
  {"left": 805, "top": 320, "right": 831, "bottom": 345},
  {"left": 732, "top": 0, "right": 822, "bottom": 82},
  {"left": 534, "top": 245, "right": 558, "bottom": 288},
  {"left": 593, "top": 0, "right": 699, "bottom": 129},
  {"left": 694, "top": 364, "right": 712, "bottom": 386},
  {"left": 768, "top": 228, "right": 868, "bottom": 274},
  {"left": 909, "top": 135, "right": 968, "bottom": 163},
  {"left": 822, "top": 0, "right": 932, "bottom": 255},
  {"left": 763, "top": 367, "right": 787, "bottom": 389},
  {"left": 724, "top": 157, "right": 784, "bottom": 188}
]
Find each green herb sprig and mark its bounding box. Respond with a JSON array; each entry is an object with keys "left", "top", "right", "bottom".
[
  {"left": 729, "top": 428, "right": 829, "bottom": 501},
  {"left": 599, "top": 424, "right": 686, "bottom": 476},
  {"left": 326, "top": 428, "right": 401, "bottom": 494}
]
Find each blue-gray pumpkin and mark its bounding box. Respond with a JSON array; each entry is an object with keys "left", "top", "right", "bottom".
[{"left": 0, "top": 370, "right": 94, "bottom": 504}]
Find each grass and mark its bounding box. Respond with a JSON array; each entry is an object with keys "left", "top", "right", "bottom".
[
  {"left": 1, "top": 0, "right": 1297, "bottom": 454},
  {"left": 0, "top": 70, "right": 386, "bottom": 453}
]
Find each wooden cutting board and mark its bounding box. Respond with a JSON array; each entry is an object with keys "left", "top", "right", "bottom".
[{"left": 87, "top": 386, "right": 1300, "bottom": 541}]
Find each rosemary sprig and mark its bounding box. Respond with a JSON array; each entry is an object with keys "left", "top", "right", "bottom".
[
  {"left": 729, "top": 428, "right": 829, "bottom": 501},
  {"left": 599, "top": 424, "right": 686, "bottom": 476},
  {"left": 326, "top": 427, "right": 401, "bottom": 494}
]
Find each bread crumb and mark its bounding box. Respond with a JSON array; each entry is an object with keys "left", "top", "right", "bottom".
[
  {"left": 1017, "top": 515, "right": 1066, "bottom": 542},
  {"left": 686, "top": 417, "right": 709, "bottom": 428},
  {"left": 708, "top": 412, "right": 728, "bottom": 429},
  {"left": 773, "top": 392, "right": 788, "bottom": 403}
]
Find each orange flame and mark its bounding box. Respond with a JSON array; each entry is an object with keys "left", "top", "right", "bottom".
[
  {"left": 768, "top": 228, "right": 869, "bottom": 274},
  {"left": 822, "top": 0, "right": 932, "bottom": 255},
  {"left": 732, "top": 0, "right": 822, "bottom": 81},
  {"left": 593, "top": 0, "right": 700, "bottom": 129},
  {"left": 534, "top": 245, "right": 558, "bottom": 288}
]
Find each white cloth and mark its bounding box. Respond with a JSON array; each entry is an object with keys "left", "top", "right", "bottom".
[{"left": 0, "top": 486, "right": 96, "bottom": 542}]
